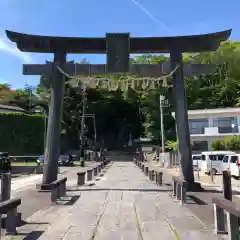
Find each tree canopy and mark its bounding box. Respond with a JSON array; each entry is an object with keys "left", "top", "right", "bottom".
[{"left": 1, "top": 40, "right": 240, "bottom": 149}]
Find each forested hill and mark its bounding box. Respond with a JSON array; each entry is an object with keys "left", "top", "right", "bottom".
[{"left": 133, "top": 41, "right": 240, "bottom": 110}]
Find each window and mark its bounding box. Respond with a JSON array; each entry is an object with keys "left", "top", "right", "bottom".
[
  {"left": 192, "top": 141, "right": 208, "bottom": 151},
  {"left": 189, "top": 119, "right": 208, "bottom": 134},
  {"left": 217, "top": 155, "right": 225, "bottom": 161},
  {"left": 192, "top": 155, "right": 201, "bottom": 160},
  {"left": 209, "top": 154, "right": 225, "bottom": 161},
  {"left": 230, "top": 156, "right": 238, "bottom": 163},
  {"left": 222, "top": 156, "right": 229, "bottom": 163},
  {"left": 201, "top": 155, "right": 206, "bottom": 161},
  {"left": 213, "top": 117, "right": 237, "bottom": 128},
  {"left": 209, "top": 155, "right": 217, "bottom": 161}
]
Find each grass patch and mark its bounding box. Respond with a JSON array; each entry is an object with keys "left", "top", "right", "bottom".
[{"left": 11, "top": 162, "right": 38, "bottom": 166}]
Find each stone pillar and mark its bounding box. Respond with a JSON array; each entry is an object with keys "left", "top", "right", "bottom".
[
  {"left": 42, "top": 52, "right": 66, "bottom": 185},
  {"left": 209, "top": 117, "right": 214, "bottom": 127},
  {"left": 170, "top": 50, "right": 195, "bottom": 188},
  {"left": 207, "top": 139, "right": 212, "bottom": 151}
]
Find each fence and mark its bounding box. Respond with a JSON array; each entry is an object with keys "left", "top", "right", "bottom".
[{"left": 159, "top": 151, "right": 179, "bottom": 168}]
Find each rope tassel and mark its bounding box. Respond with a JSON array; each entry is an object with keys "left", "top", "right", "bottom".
[{"left": 56, "top": 64, "right": 180, "bottom": 91}]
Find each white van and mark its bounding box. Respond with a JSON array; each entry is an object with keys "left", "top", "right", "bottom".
[
  {"left": 201, "top": 151, "right": 235, "bottom": 175},
  {"left": 222, "top": 153, "right": 240, "bottom": 179}
]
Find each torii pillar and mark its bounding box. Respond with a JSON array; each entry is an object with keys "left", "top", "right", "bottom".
[
  {"left": 42, "top": 52, "right": 66, "bottom": 186},
  {"left": 170, "top": 50, "right": 195, "bottom": 189}
]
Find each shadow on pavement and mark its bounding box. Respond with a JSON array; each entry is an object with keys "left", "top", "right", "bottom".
[
  {"left": 204, "top": 189, "right": 222, "bottom": 193},
  {"left": 186, "top": 194, "right": 208, "bottom": 205},
  {"left": 67, "top": 188, "right": 171, "bottom": 192},
  {"left": 12, "top": 231, "right": 44, "bottom": 240},
  {"left": 56, "top": 195, "right": 80, "bottom": 206},
  {"left": 20, "top": 221, "right": 49, "bottom": 227}
]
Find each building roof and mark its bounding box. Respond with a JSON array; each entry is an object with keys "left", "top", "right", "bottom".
[
  {"left": 188, "top": 108, "right": 240, "bottom": 115},
  {"left": 5, "top": 29, "right": 231, "bottom": 53},
  {"left": 0, "top": 104, "right": 26, "bottom": 112},
  {"left": 172, "top": 107, "right": 240, "bottom": 117}
]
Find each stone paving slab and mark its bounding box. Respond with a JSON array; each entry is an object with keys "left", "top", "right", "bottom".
[{"left": 5, "top": 161, "right": 225, "bottom": 240}]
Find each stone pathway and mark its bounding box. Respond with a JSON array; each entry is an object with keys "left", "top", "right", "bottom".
[{"left": 7, "top": 162, "right": 224, "bottom": 240}]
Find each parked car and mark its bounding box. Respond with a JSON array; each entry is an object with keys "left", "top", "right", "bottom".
[
  {"left": 37, "top": 154, "right": 74, "bottom": 166},
  {"left": 36, "top": 155, "right": 44, "bottom": 165},
  {"left": 222, "top": 153, "right": 240, "bottom": 179},
  {"left": 192, "top": 154, "right": 201, "bottom": 170},
  {"left": 0, "top": 152, "right": 11, "bottom": 173},
  {"left": 58, "top": 154, "right": 74, "bottom": 166},
  {"left": 200, "top": 151, "right": 235, "bottom": 175}
]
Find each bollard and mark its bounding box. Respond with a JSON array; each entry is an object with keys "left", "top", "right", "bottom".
[
  {"left": 58, "top": 183, "right": 65, "bottom": 197},
  {"left": 148, "top": 171, "right": 151, "bottom": 181},
  {"left": 141, "top": 164, "right": 145, "bottom": 172},
  {"left": 6, "top": 208, "right": 17, "bottom": 235},
  {"left": 94, "top": 167, "right": 98, "bottom": 177},
  {"left": 152, "top": 171, "right": 155, "bottom": 181},
  {"left": 77, "top": 172, "right": 86, "bottom": 186},
  {"left": 144, "top": 166, "right": 149, "bottom": 176},
  {"left": 172, "top": 180, "right": 177, "bottom": 196},
  {"left": 1, "top": 173, "right": 22, "bottom": 227},
  {"left": 180, "top": 182, "right": 187, "bottom": 205},
  {"left": 1, "top": 173, "right": 11, "bottom": 202},
  {"left": 87, "top": 169, "right": 93, "bottom": 181},
  {"left": 176, "top": 183, "right": 181, "bottom": 200},
  {"left": 155, "top": 172, "right": 158, "bottom": 184},
  {"left": 149, "top": 170, "right": 154, "bottom": 181},
  {"left": 97, "top": 165, "right": 101, "bottom": 174},
  {"left": 157, "top": 172, "right": 163, "bottom": 185},
  {"left": 51, "top": 188, "right": 58, "bottom": 202},
  {"left": 222, "top": 170, "right": 232, "bottom": 201}
]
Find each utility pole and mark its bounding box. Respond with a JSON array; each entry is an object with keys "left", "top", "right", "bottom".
[
  {"left": 93, "top": 114, "right": 97, "bottom": 146},
  {"left": 79, "top": 85, "right": 87, "bottom": 162},
  {"left": 84, "top": 114, "right": 97, "bottom": 147},
  {"left": 43, "top": 112, "right": 47, "bottom": 153},
  {"left": 159, "top": 95, "right": 165, "bottom": 164}
]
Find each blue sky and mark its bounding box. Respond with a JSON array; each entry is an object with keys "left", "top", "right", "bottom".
[{"left": 0, "top": 0, "right": 238, "bottom": 89}]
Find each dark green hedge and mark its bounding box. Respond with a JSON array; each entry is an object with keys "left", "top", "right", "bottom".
[{"left": 0, "top": 112, "right": 45, "bottom": 155}]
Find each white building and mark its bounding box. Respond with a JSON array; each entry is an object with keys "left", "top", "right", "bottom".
[
  {"left": 0, "top": 104, "right": 26, "bottom": 113},
  {"left": 172, "top": 108, "right": 240, "bottom": 151}
]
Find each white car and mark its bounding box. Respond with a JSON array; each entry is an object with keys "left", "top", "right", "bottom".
[{"left": 222, "top": 154, "right": 240, "bottom": 179}]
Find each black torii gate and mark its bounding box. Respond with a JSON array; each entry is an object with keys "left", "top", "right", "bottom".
[{"left": 6, "top": 30, "right": 231, "bottom": 191}]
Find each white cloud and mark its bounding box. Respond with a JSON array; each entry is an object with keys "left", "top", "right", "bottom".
[
  {"left": 130, "top": 0, "right": 168, "bottom": 29},
  {"left": 0, "top": 38, "right": 32, "bottom": 63}
]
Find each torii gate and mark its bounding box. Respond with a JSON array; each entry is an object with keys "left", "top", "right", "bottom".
[{"left": 6, "top": 30, "right": 231, "bottom": 191}]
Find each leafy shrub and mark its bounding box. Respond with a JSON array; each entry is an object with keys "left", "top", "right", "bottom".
[
  {"left": 224, "top": 135, "right": 240, "bottom": 151},
  {"left": 0, "top": 112, "right": 45, "bottom": 155},
  {"left": 211, "top": 139, "right": 226, "bottom": 150},
  {"left": 212, "top": 135, "right": 240, "bottom": 151},
  {"left": 166, "top": 140, "right": 178, "bottom": 151}
]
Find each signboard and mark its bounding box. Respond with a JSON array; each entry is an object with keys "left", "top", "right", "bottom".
[{"left": 142, "top": 146, "right": 153, "bottom": 152}]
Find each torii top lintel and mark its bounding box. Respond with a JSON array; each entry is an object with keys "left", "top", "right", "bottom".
[{"left": 6, "top": 30, "right": 231, "bottom": 54}]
